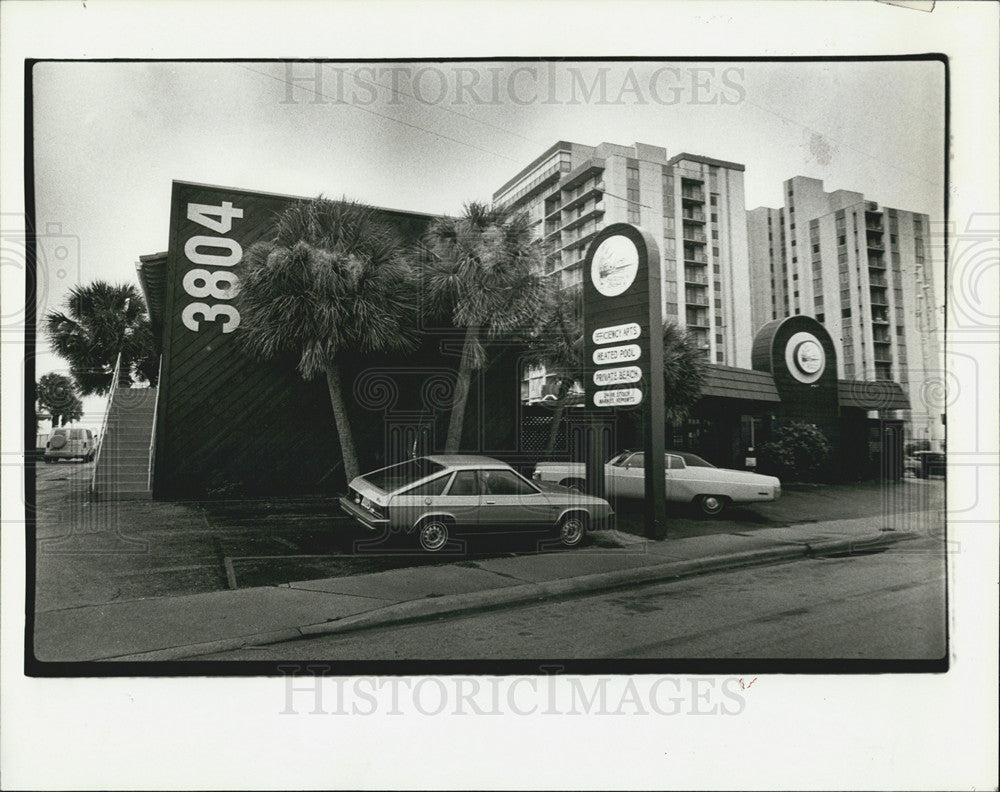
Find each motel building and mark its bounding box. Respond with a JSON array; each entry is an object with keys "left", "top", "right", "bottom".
[{"left": 89, "top": 180, "right": 911, "bottom": 502}]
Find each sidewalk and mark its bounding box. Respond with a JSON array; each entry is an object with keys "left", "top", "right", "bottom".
[{"left": 32, "top": 512, "right": 928, "bottom": 662}]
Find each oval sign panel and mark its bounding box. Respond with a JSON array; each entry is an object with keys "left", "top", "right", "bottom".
[
  {"left": 590, "top": 235, "right": 639, "bottom": 297},
  {"left": 593, "top": 344, "right": 641, "bottom": 365},
  {"left": 593, "top": 366, "right": 642, "bottom": 387},
  {"left": 592, "top": 322, "right": 641, "bottom": 345},
  {"left": 594, "top": 388, "right": 643, "bottom": 407}
]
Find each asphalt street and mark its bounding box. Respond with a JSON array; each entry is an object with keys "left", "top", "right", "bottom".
[{"left": 191, "top": 534, "right": 947, "bottom": 660}]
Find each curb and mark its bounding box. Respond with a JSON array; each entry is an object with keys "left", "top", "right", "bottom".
[{"left": 102, "top": 529, "right": 917, "bottom": 662}]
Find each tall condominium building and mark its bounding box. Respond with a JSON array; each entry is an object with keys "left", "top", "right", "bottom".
[
  {"left": 493, "top": 141, "right": 752, "bottom": 368},
  {"left": 747, "top": 176, "right": 943, "bottom": 443}
]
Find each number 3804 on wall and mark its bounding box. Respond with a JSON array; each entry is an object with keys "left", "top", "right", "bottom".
[{"left": 181, "top": 201, "right": 243, "bottom": 334}]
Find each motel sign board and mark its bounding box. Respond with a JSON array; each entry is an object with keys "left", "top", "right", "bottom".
[{"left": 582, "top": 223, "right": 668, "bottom": 539}]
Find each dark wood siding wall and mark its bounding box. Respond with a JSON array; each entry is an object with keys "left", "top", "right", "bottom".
[{"left": 154, "top": 182, "right": 439, "bottom": 498}]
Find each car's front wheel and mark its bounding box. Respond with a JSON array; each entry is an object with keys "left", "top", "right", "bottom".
[
  {"left": 417, "top": 518, "right": 450, "bottom": 553},
  {"left": 697, "top": 495, "right": 727, "bottom": 517},
  {"left": 557, "top": 513, "right": 588, "bottom": 548}
]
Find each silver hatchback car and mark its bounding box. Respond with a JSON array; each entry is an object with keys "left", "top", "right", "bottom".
[{"left": 340, "top": 455, "right": 614, "bottom": 552}]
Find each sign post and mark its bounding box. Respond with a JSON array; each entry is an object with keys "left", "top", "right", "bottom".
[{"left": 582, "top": 224, "right": 667, "bottom": 540}]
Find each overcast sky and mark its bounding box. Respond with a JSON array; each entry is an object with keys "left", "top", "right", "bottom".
[{"left": 32, "top": 58, "right": 945, "bottom": 427}]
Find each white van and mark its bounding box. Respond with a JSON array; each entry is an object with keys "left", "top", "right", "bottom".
[{"left": 44, "top": 427, "right": 95, "bottom": 463}]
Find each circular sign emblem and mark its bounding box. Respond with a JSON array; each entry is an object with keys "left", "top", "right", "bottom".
[
  {"left": 590, "top": 235, "right": 639, "bottom": 297},
  {"left": 785, "top": 331, "right": 826, "bottom": 384},
  {"left": 796, "top": 341, "right": 823, "bottom": 374}
]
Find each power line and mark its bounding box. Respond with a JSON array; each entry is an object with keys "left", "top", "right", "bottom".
[{"left": 239, "top": 64, "right": 531, "bottom": 165}]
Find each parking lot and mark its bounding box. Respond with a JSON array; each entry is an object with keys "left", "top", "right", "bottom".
[{"left": 32, "top": 458, "right": 944, "bottom": 612}]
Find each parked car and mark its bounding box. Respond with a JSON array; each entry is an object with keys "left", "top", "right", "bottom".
[
  {"left": 908, "top": 450, "right": 946, "bottom": 478},
  {"left": 340, "top": 454, "right": 614, "bottom": 552},
  {"left": 533, "top": 450, "right": 781, "bottom": 516},
  {"left": 43, "top": 426, "right": 95, "bottom": 463}
]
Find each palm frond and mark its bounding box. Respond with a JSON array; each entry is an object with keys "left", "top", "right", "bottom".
[{"left": 235, "top": 196, "right": 415, "bottom": 378}]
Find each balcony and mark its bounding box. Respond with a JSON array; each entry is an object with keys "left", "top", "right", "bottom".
[
  {"left": 865, "top": 221, "right": 884, "bottom": 232},
  {"left": 684, "top": 272, "right": 709, "bottom": 285},
  {"left": 869, "top": 275, "right": 888, "bottom": 287},
  {"left": 870, "top": 295, "right": 889, "bottom": 307},
  {"left": 871, "top": 312, "right": 890, "bottom": 324},
  {"left": 685, "top": 294, "right": 709, "bottom": 307},
  {"left": 685, "top": 316, "right": 710, "bottom": 328},
  {"left": 868, "top": 257, "right": 886, "bottom": 270},
  {"left": 681, "top": 187, "right": 705, "bottom": 203},
  {"left": 561, "top": 252, "right": 585, "bottom": 272},
  {"left": 560, "top": 160, "right": 606, "bottom": 192},
  {"left": 867, "top": 239, "right": 885, "bottom": 251},
  {"left": 682, "top": 208, "right": 706, "bottom": 223},
  {"left": 560, "top": 201, "right": 604, "bottom": 233},
  {"left": 559, "top": 181, "right": 604, "bottom": 214},
  {"left": 873, "top": 332, "right": 891, "bottom": 343},
  {"left": 495, "top": 162, "right": 564, "bottom": 208},
  {"left": 682, "top": 227, "right": 708, "bottom": 244},
  {"left": 559, "top": 227, "right": 599, "bottom": 253},
  {"left": 683, "top": 251, "right": 708, "bottom": 264}
]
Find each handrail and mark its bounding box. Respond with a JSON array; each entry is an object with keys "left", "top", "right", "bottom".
[
  {"left": 147, "top": 354, "right": 163, "bottom": 491},
  {"left": 90, "top": 352, "right": 123, "bottom": 495}
]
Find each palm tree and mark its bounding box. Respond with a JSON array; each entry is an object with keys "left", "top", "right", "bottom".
[
  {"left": 44, "top": 281, "right": 159, "bottom": 396},
  {"left": 235, "top": 198, "right": 415, "bottom": 483},
  {"left": 36, "top": 372, "right": 84, "bottom": 428},
  {"left": 525, "top": 284, "right": 583, "bottom": 457},
  {"left": 660, "top": 320, "right": 706, "bottom": 423},
  {"left": 414, "top": 202, "right": 547, "bottom": 453}
]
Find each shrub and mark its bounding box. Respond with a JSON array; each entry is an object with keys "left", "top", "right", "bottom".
[{"left": 759, "top": 422, "right": 831, "bottom": 482}]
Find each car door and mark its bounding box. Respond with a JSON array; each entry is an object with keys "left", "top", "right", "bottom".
[
  {"left": 479, "top": 468, "right": 549, "bottom": 532},
  {"left": 440, "top": 470, "right": 482, "bottom": 532},
  {"left": 613, "top": 452, "right": 646, "bottom": 498},
  {"left": 664, "top": 454, "right": 690, "bottom": 500},
  {"left": 392, "top": 472, "right": 454, "bottom": 529}
]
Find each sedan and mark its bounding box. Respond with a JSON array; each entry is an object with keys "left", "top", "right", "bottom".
[
  {"left": 533, "top": 450, "right": 781, "bottom": 516},
  {"left": 340, "top": 455, "right": 615, "bottom": 553}
]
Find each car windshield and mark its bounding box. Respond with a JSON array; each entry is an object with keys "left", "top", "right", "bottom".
[
  {"left": 363, "top": 458, "right": 446, "bottom": 493},
  {"left": 674, "top": 452, "right": 715, "bottom": 468}
]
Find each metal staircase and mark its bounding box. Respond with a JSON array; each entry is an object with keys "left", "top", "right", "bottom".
[{"left": 90, "top": 355, "right": 160, "bottom": 501}]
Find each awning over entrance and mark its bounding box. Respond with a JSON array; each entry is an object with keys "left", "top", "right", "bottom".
[
  {"left": 700, "top": 364, "right": 781, "bottom": 402},
  {"left": 837, "top": 379, "right": 910, "bottom": 410}
]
